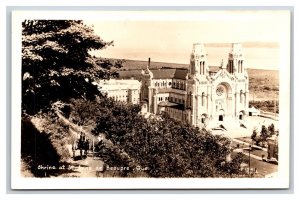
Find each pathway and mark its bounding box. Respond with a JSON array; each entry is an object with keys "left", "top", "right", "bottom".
[{"left": 54, "top": 110, "right": 146, "bottom": 177}]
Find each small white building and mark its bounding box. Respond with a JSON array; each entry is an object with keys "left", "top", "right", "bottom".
[
  {"left": 248, "top": 106, "right": 260, "bottom": 116},
  {"left": 96, "top": 79, "right": 141, "bottom": 104}
]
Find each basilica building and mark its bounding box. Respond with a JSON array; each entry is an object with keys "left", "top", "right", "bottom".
[{"left": 140, "top": 43, "right": 249, "bottom": 127}]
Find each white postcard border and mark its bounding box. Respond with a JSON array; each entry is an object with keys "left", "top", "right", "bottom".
[{"left": 11, "top": 10, "right": 291, "bottom": 189}]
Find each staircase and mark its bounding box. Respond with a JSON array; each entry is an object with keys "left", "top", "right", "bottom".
[{"left": 209, "top": 118, "right": 253, "bottom": 138}]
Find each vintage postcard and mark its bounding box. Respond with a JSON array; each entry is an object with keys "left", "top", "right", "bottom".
[{"left": 11, "top": 9, "right": 291, "bottom": 189}]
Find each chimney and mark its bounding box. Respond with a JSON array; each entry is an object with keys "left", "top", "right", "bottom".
[{"left": 148, "top": 57, "right": 151, "bottom": 68}]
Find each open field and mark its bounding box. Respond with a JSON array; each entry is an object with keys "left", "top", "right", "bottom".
[{"left": 247, "top": 69, "right": 279, "bottom": 101}]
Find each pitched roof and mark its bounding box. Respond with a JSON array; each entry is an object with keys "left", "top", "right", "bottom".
[
  {"left": 117, "top": 66, "right": 222, "bottom": 80},
  {"left": 209, "top": 66, "right": 221, "bottom": 73},
  {"left": 158, "top": 101, "right": 177, "bottom": 107},
  {"left": 174, "top": 69, "right": 189, "bottom": 79},
  {"left": 150, "top": 66, "right": 222, "bottom": 79},
  {"left": 158, "top": 101, "right": 185, "bottom": 110},
  {"left": 151, "top": 68, "right": 188, "bottom": 80},
  {"left": 157, "top": 88, "right": 173, "bottom": 93}
]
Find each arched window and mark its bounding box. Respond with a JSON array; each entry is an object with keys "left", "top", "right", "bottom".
[
  {"left": 202, "top": 92, "right": 205, "bottom": 106},
  {"left": 240, "top": 90, "right": 243, "bottom": 104},
  {"left": 176, "top": 82, "right": 179, "bottom": 89},
  {"left": 216, "top": 85, "right": 225, "bottom": 97},
  {"left": 200, "top": 62, "right": 202, "bottom": 74},
  {"left": 229, "top": 60, "right": 233, "bottom": 73},
  {"left": 241, "top": 60, "right": 243, "bottom": 72}
]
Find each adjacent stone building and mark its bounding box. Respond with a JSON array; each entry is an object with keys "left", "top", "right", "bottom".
[
  {"left": 97, "top": 79, "right": 141, "bottom": 104},
  {"left": 140, "top": 43, "right": 249, "bottom": 127}
]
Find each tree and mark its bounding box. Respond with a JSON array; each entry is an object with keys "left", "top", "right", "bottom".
[
  {"left": 21, "top": 20, "right": 124, "bottom": 177},
  {"left": 251, "top": 124, "right": 276, "bottom": 147},
  {"left": 251, "top": 127, "right": 259, "bottom": 145},
  {"left": 90, "top": 97, "right": 241, "bottom": 178},
  {"left": 268, "top": 123, "right": 275, "bottom": 135},
  {"left": 260, "top": 125, "right": 269, "bottom": 142},
  {"left": 22, "top": 20, "right": 122, "bottom": 115}
]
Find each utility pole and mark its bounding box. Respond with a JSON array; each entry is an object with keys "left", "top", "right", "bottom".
[{"left": 249, "top": 144, "right": 251, "bottom": 177}]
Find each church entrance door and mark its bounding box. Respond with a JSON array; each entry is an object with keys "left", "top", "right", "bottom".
[{"left": 219, "top": 115, "right": 223, "bottom": 121}]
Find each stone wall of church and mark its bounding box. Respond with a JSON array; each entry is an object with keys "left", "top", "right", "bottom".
[{"left": 140, "top": 43, "right": 249, "bottom": 127}]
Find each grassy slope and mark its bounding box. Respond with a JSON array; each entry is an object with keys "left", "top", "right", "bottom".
[
  {"left": 118, "top": 59, "right": 279, "bottom": 101},
  {"left": 247, "top": 69, "right": 279, "bottom": 101}
]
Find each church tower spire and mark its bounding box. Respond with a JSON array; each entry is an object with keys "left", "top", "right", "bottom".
[
  {"left": 190, "top": 43, "right": 208, "bottom": 76},
  {"left": 227, "top": 43, "right": 244, "bottom": 74}
]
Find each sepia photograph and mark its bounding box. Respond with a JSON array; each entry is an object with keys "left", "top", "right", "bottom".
[{"left": 11, "top": 9, "right": 291, "bottom": 189}]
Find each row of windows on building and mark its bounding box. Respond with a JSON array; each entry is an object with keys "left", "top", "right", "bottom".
[
  {"left": 158, "top": 97, "right": 169, "bottom": 101},
  {"left": 184, "top": 90, "right": 246, "bottom": 107},
  {"left": 154, "top": 80, "right": 186, "bottom": 90},
  {"left": 198, "top": 61, "right": 206, "bottom": 75},
  {"left": 227, "top": 60, "right": 244, "bottom": 73},
  {"left": 157, "top": 96, "right": 185, "bottom": 104},
  {"left": 154, "top": 81, "right": 171, "bottom": 87},
  {"left": 111, "top": 95, "right": 139, "bottom": 103},
  {"left": 186, "top": 93, "right": 207, "bottom": 108},
  {"left": 111, "top": 95, "right": 127, "bottom": 99},
  {"left": 105, "top": 89, "right": 138, "bottom": 94}
]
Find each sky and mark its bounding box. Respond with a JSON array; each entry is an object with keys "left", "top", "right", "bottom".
[{"left": 85, "top": 10, "right": 290, "bottom": 70}]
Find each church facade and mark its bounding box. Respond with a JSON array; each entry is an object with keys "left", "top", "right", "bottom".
[{"left": 140, "top": 43, "right": 249, "bottom": 127}]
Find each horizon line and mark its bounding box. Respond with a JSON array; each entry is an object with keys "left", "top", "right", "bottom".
[{"left": 108, "top": 57, "right": 279, "bottom": 71}]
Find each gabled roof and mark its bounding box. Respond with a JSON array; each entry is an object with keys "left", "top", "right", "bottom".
[
  {"left": 209, "top": 66, "right": 221, "bottom": 73},
  {"left": 150, "top": 66, "right": 222, "bottom": 79},
  {"left": 151, "top": 68, "right": 188, "bottom": 80}
]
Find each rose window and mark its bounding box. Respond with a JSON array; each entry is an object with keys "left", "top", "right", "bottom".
[{"left": 216, "top": 86, "right": 225, "bottom": 97}]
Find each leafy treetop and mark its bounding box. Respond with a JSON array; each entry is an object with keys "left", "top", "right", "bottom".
[{"left": 22, "top": 20, "right": 122, "bottom": 115}]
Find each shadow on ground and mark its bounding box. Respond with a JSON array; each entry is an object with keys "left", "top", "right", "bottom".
[{"left": 21, "top": 117, "right": 61, "bottom": 177}]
